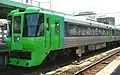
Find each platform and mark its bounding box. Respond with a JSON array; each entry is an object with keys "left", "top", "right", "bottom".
[
  {"left": 96, "top": 56, "right": 120, "bottom": 75},
  {"left": 111, "top": 65, "right": 120, "bottom": 75}
]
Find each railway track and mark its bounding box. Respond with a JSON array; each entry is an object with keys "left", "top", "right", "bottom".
[
  {"left": 46, "top": 47, "right": 120, "bottom": 75},
  {"left": 74, "top": 47, "right": 120, "bottom": 75}
]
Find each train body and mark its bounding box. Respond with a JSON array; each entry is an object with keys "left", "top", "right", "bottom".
[{"left": 5, "top": 7, "right": 120, "bottom": 67}]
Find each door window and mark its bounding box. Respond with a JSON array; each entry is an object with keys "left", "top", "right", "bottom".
[
  {"left": 46, "top": 18, "right": 50, "bottom": 31},
  {"left": 55, "top": 21, "right": 60, "bottom": 35}
]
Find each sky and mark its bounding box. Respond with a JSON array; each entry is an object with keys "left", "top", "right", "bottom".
[
  {"left": 13, "top": 0, "right": 120, "bottom": 25},
  {"left": 36, "top": 0, "right": 120, "bottom": 14},
  {"left": 35, "top": 0, "right": 120, "bottom": 25}
]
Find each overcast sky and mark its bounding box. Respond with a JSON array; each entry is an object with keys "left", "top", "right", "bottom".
[
  {"left": 35, "top": 0, "right": 120, "bottom": 25},
  {"left": 36, "top": 0, "right": 120, "bottom": 14}
]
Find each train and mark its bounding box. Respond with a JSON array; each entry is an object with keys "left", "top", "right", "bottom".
[{"left": 5, "top": 7, "right": 120, "bottom": 67}]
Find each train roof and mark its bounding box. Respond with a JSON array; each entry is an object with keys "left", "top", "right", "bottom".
[
  {"left": 64, "top": 16, "right": 120, "bottom": 31},
  {"left": 63, "top": 15, "right": 115, "bottom": 29},
  {"left": 10, "top": 7, "right": 120, "bottom": 30},
  {"left": 39, "top": 7, "right": 117, "bottom": 29}
]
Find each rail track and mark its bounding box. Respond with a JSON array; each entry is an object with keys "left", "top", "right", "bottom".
[
  {"left": 45, "top": 47, "right": 120, "bottom": 75},
  {"left": 74, "top": 47, "right": 120, "bottom": 75}
]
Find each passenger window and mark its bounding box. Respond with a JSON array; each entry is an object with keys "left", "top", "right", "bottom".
[
  {"left": 14, "top": 16, "right": 21, "bottom": 33},
  {"left": 37, "top": 13, "right": 44, "bottom": 36},
  {"left": 55, "top": 21, "right": 60, "bottom": 35}
]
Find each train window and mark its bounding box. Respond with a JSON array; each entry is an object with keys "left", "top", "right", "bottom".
[
  {"left": 118, "top": 30, "right": 120, "bottom": 36},
  {"left": 117, "top": 31, "right": 119, "bottom": 36},
  {"left": 36, "top": 13, "right": 44, "bottom": 36},
  {"left": 68, "top": 23, "right": 78, "bottom": 36},
  {"left": 112, "top": 29, "right": 115, "bottom": 36},
  {"left": 93, "top": 27, "right": 96, "bottom": 36},
  {"left": 105, "top": 29, "right": 107, "bottom": 36},
  {"left": 78, "top": 26, "right": 81, "bottom": 36},
  {"left": 14, "top": 16, "right": 21, "bottom": 33},
  {"left": 107, "top": 29, "right": 109, "bottom": 35},
  {"left": 98, "top": 28, "right": 102, "bottom": 36},
  {"left": 86, "top": 27, "right": 92, "bottom": 36},
  {"left": 86, "top": 27, "right": 89, "bottom": 36},
  {"left": 116, "top": 30, "right": 118, "bottom": 36},
  {"left": 95, "top": 28, "right": 98, "bottom": 36},
  {"left": 64, "top": 22, "right": 68, "bottom": 36},
  {"left": 102, "top": 29, "right": 105, "bottom": 36},
  {"left": 81, "top": 27, "right": 86, "bottom": 36},
  {"left": 90, "top": 27, "right": 92, "bottom": 36},
  {"left": 55, "top": 21, "right": 60, "bottom": 35},
  {"left": 23, "top": 14, "right": 40, "bottom": 37}
]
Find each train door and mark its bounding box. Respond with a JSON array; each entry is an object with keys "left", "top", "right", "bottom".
[
  {"left": 51, "top": 16, "right": 61, "bottom": 49},
  {"left": 44, "top": 14, "right": 51, "bottom": 49}
]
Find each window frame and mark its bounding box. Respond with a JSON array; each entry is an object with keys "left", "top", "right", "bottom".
[
  {"left": 23, "top": 13, "right": 44, "bottom": 37},
  {"left": 13, "top": 16, "right": 21, "bottom": 33},
  {"left": 55, "top": 20, "right": 60, "bottom": 35}
]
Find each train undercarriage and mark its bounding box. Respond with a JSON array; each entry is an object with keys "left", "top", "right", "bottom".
[{"left": 43, "top": 41, "right": 120, "bottom": 64}]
